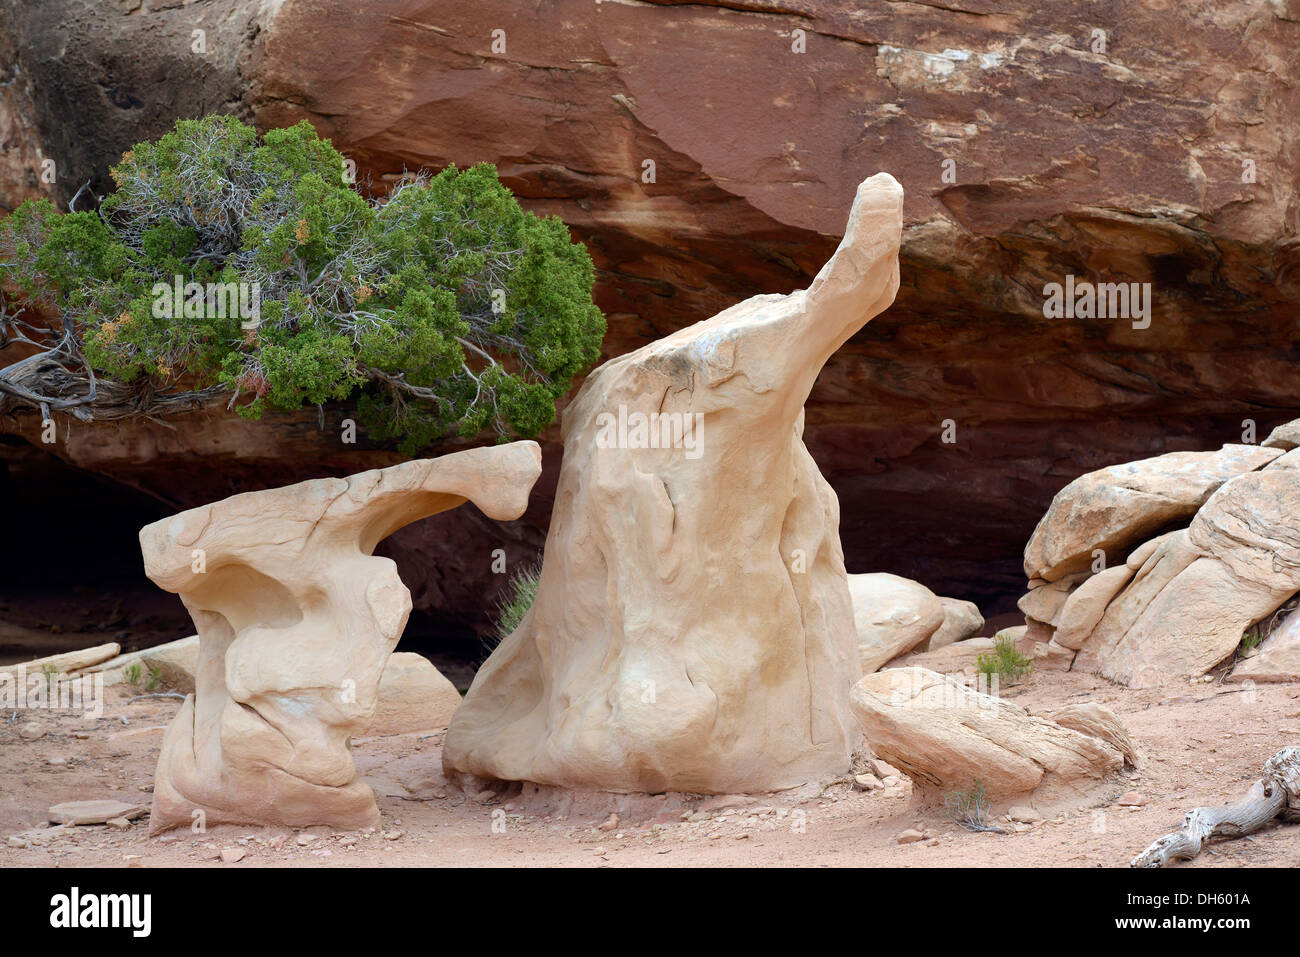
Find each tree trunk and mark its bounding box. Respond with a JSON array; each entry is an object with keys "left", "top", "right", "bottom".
[{"left": 1131, "top": 745, "right": 1300, "bottom": 867}]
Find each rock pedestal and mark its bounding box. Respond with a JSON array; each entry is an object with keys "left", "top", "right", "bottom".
[
  {"left": 141, "top": 443, "right": 541, "bottom": 833},
  {"left": 444, "top": 174, "right": 904, "bottom": 793}
]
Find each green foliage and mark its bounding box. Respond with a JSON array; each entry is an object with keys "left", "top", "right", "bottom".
[
  {"left": 976, "top": 631, "right": 1034, "bottom": 685},
  {"left": 1239, "top": 630, "right": 1264, "bottom": 654},
  {"left": 0, "top": 115, "right": 605, "bottom": 450},
  {"left": 494, "top": 564, "right": 540, "bottom": 641},
  {"left": 122, "top": 663, "right": 143, "bottom": 689},
  {"left": 942, "top": 780, "right": 1001, "bottom": 833},
  {"left": 483, "top": 563, "right": 541, "bottom": 661}
]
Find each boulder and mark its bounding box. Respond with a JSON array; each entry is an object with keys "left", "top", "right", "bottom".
[
  {"left": 1017, "top": 572, "right": 1089, "bottom": 627},
  {"left": 1070, "top": 529, "right": 1202, "bottom": 674},
  {"left": 142, "top": 443, "right": 542, "bottom": 833},
  {"left": 849, "top": 668, "right": 1128, "bottom": 802},
  {"left": 1231, "top": 607, "right": 1300, "bottom": 683},
  {"left": 1262, "top": 418, "right": 1300, "bottom": 451},
  {"left": 849, "top": 573, "right": 946, "bottom": 672},
  {"left": 926, "top": 597, "right": 984, "bottom": 651},
  {"left": 1023, "top": 445, "right": 1281, "bottom": 582},
  {"left": 1125, "top": 530, "right": 1183, "bottom": 569},
  {"left": 1069, "top": 468, "right": 1300, "bottom": 686},
  {"left": 362, "top": 653, "right": 463, "bottom": 735},
  {"left": 1052, "top": 564, "right": 1137, "bottom": 650},
  {"left": 1050, "top": 702, "right": 1139, "bottom": 767},
  {"left": 444, "top": 174, "right": 903, "bottom": 794}
]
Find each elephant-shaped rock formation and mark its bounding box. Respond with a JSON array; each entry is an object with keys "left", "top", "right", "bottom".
[
  {"left": 444, "top": 174, "right": 903, "bottom": 793},
  {"left": 142, "top": 442, "right": 542, "bottom": 833}
]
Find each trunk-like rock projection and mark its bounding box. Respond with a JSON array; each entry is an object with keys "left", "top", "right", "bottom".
[{"left": 444, "top": 174, "right": 903, "bottom": 793}]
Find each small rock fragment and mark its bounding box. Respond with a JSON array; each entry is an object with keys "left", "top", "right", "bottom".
[{"left": 1007, "top": 806, "right": 1042, "bottom": 824}]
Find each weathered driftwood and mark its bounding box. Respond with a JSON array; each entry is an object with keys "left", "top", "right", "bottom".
[{"left": 1131, "top": 746, "right": 1300, "bottom": 867}]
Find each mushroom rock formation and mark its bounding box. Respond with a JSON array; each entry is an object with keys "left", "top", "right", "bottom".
[
  {"left": 141, "top": 443, "right": 542, "bottom": 833},
  {"left": 851, "top": 668, "right": 1132, "bottom": 803},
  {"left": 443, "top": 173, "right": 904, "bottom": 794}
]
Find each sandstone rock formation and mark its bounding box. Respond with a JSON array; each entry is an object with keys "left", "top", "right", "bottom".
[
  {"left": 930, "top": 598, "right": 985, "bottom": 651},
  {"left": 849, "top": 573, "right": 984, "bottom": 671},
  {"left": 1230, "top": 607, "right": 1300, "bottom": 683},
  {"left": 1019, "top": 440, "right": 1300, "bottom": 686},
  {"left": 444, "top": 173, "right": 903, "bottom": 794},
  {"left": 8, "top": 1, "right": 1300, "bottom": 631},
  {"left": 362, "top": 652, "right": 463, "bottom": 736},
  {"left": 850, "top": 668, "right": 1132, "bottom": 803},
  {"left": 1023, "top": 445, "right": 1281, "bottom": 582},
  {"left": 849, "top": 573, "right": 945, "bottom": 672},
  {"left": 142, "top": 443, "right": 542, "bottom": 833}
]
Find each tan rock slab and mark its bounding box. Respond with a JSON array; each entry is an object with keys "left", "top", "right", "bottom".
[
  {"left": 1053, "top": 563, "right": 1136, "bottom": 650},
  {"left": 926, "top": 597, "right": 984, "bottom": 651},
  {"left": 48, "top": 800, "right": 147, "bottom": 826},
  {"left": 0, "top": 643, "right": 120, "bottom": 678},
  {"left": 362, "top": 652, "right": 462, "bottom": 735},
  {"left": 850, "top": 668, "right": 1127, "bottom": 802},
  {"left": 1023, "top": 444, "right": 1280, "bottom": 582}
]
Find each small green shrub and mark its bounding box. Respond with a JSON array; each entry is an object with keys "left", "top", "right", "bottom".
[
  {"left": 484, "top": 563, "right": 541, "bottom": 658},
  {"left": 976, "top": 631, "right": 1034, "bottom": 685},
  {"left": 122, "top": 662, "right": 143, "bottom": 689},
  {"left": 943, "top": 780, "right": 1002, "bottom": 833},
  {"left": 495, "top": 565, "right": 540, "bottom": 638}
]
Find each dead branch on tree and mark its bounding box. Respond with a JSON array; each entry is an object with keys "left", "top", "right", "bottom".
[
  {"left": 1131, "top": 745, "right": 1300, "bottom": 867},
  {"left": 0, "top": 290, "right": 227, "bottom": 424}
]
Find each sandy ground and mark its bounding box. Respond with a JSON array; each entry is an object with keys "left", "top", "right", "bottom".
[{"left": 2, "top": 668, "right": 1298, "bottom": 868}]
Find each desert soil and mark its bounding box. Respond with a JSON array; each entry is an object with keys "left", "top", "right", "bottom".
[{"left": 2, "top": 668, "right": 1298, "bottom": 868}]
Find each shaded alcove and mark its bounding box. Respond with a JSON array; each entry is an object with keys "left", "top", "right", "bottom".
[{"left": 0, "top": 435, "right": 497, "bottom": 682}]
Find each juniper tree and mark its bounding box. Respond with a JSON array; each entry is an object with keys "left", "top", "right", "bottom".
[{"left": 0, "top": 115, "right": 605, "bottom": 450}]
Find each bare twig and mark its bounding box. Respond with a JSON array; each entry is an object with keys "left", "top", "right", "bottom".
[{"left": 1131, "top": 745, "right": 1300, "bottom": 866}]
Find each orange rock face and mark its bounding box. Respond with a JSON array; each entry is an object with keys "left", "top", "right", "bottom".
[{"left": 4, "top": 0, "right": 1300, "bottom": 625}]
